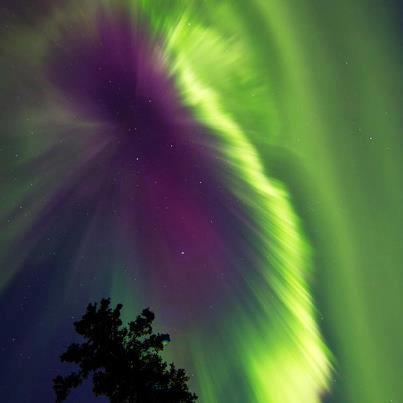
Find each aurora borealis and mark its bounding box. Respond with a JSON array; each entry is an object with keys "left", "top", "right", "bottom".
[{"left": 0, "top": 1, "right": 402, "bottom": 402}]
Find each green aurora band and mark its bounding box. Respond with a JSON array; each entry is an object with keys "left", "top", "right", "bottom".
[{"left": 157, "top": 7, "right": 332, "bottom": 402}]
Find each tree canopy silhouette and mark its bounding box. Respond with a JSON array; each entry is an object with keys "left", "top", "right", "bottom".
[{"left": 53, "top": 298, "right": 198, "bottom": 402}]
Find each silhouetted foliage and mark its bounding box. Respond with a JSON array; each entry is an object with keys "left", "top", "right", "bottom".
[{"left": 53, "top": 298, "right": 197, "bottom": 402}]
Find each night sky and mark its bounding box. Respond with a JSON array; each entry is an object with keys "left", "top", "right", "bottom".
[{"left": 0, "top": 1, "right": 402, "bottom": 402}]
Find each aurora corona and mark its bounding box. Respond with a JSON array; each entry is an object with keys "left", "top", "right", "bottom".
[{"left": 0, "top": 1, "right": 332, "bottom": 402}]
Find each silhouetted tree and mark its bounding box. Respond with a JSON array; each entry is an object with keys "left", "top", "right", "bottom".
[{"left": 53, "top": 298, "right": 197, "bottom": 402}]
